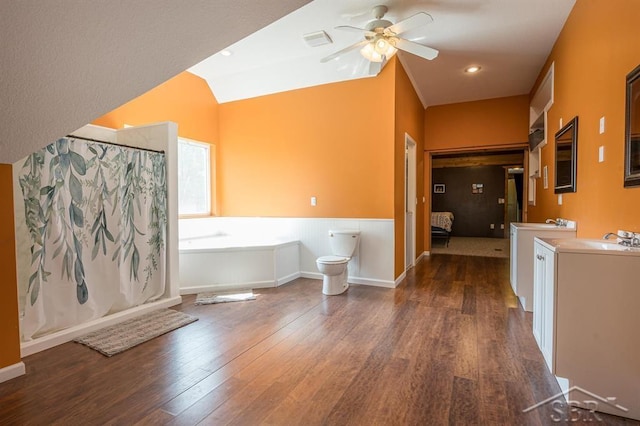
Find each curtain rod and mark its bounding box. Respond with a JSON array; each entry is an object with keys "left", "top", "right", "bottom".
[{"left": 66, "top": 134, "right": 165, "bottom": 154}]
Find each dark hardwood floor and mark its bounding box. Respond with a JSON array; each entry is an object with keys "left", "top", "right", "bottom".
[{"left": 1, "top": 254, "right": 637, "bottom": 425}]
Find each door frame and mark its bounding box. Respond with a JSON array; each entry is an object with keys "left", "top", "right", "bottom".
[{"left": 405, "top": 133, "right": 417, "bottom": 269}]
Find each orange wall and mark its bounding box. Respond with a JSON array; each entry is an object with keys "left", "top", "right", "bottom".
[
  {"left": 217, "top": 64, "right": 396, "bottom": 218},
  {"left": 394, "top": 59, "right": 426, "bottom": 276},
  {"left": 423, "top": 95, "right": 529, "bottom": 251},
  {"left": 0, "top": 164, "right": 20, "bottom": 369},
  {"left": 528, "top": 0, "right": 640, "bottom": 237},
  {"left": 93, "top": 71, "right": 220, "bottom": 213},
  {"left": 424, "top": 95, "right": 530, "bottom": 152}
]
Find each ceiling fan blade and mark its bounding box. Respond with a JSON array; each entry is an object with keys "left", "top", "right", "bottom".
[
  {"left": 385, "top": 12, "right": 433, "bottom": 36},
  {"left": 335, "top": 25, "right": 376, "bottom": 38},
  {"left": 320, "top": 40, "right": 369, "bottom": 63},
  {"left": 392, "top": 38, "right": 439, "bottom": 60}
]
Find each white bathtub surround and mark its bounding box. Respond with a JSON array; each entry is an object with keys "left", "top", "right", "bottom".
[
  {"left": 179, "top": 238, "right": 300, "bottom": 294},
  {"left": 178, "top": 217, "right": 395, "bottom": 293}
]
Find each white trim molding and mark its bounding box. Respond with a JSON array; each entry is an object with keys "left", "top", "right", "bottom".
[
  {"left": 394, "top": 271, "right": 407, "bottom": 288},
  {"left": 0, "top": 362, "right": 26, "bottom": 383}
]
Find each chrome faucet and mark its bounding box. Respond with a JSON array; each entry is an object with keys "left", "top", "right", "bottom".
[
  {"left": 545, "top": 218, "right": 558, "bottom": 224},
  {"left": 603, "top": 232, "right": 640, "bottom": 247}
]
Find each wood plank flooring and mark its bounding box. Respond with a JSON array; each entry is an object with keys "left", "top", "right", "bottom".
[{"left": 0, "top": 254, "right": 637, "bottom": 425}]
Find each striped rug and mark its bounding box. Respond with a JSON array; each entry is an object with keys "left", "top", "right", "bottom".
[{"left": 74, "top": 309, "right": 197, "bottom": 357}]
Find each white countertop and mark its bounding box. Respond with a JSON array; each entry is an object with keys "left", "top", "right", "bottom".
[
  {"left": 511, "top": 222, "right": 576, "bottom": 231},
  {"left": 535, "top": 237, "right": 640, "bottom": 256}
]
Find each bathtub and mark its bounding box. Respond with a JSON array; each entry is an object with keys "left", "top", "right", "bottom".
[{"left": 178, "top": 235, "right": 300, "bottom": 294}]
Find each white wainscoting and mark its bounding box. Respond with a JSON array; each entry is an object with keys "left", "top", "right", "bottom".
[{"left": 179, "top": 217, "right": 395, "bottom": 290}]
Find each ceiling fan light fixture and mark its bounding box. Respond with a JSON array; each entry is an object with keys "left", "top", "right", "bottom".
[
  {"left": 361, "top": 36, "right": 397, "bottom": 63},
  {"left": 360, "top": 42, "right": 385, "bottom": 62}
]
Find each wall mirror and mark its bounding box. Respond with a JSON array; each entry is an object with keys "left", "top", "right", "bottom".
[
  {"left": 554, "top": 116, "right": 578, "bottom": 193},
  {"left": 624, "top": 64, "right": 640, "bottom": 187}
]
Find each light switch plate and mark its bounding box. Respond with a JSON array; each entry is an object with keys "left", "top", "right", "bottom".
[
  {"left": 559, "top": 117, "right": 563, "bottom": 129},
  {"left": 599, "top": 146, "right": 604, "bottom": 162},
  {"left": 599, "top": 116, "right": 605, "bottom": 134},
  {"left": 558, "top": 194, "right": 563, "bottom": 205},
  {"left": 311, "top": 196, "right": 317, "bottom": 206}
]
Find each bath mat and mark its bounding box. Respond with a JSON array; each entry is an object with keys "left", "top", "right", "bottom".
[
  {"left": 195, "top": 290, "right": 256, "bottom": 305},
  {"left": 74, "top": 309, "right": 198, "bottom": 357}
]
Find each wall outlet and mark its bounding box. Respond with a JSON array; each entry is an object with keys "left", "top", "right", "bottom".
[
  {"left": 490, "top": 223, "right": 495, "bottom": 229},
  {"left": 500, "top": 224, "right": 505, "bottom": 230},
  {"left": 498, "top": 198, "right": 505, "bottom": 204},
  {"left": 310, "top": 196, "right": 317, "bottom": 206},
  {"left": 599, "top": 146, "right": 604, "bottom": 162},
  {"left": 558, "top": 194, "right": 563, "bottom": 205}
]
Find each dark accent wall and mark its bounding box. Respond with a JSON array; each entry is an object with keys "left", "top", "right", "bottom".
[{"left": 432, "top": 166, "right": 505, "bottom": 238}]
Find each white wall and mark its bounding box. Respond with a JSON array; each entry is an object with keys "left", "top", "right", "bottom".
[{"left": 179, "top": 217, "right": 395, "bottom": 287}]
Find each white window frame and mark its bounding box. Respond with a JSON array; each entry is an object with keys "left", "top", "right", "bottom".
[{"left": 178, "top": 137, "right": 214, "bottom": 217}]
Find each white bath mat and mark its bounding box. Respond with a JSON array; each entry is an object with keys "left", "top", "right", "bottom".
[{"left": 195, "top": 290, "right": 256, "bottom": 305}]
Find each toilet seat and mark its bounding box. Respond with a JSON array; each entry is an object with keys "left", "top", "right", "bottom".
[{"left": 316, "top": 255, "right": 349, "bottom": 264}]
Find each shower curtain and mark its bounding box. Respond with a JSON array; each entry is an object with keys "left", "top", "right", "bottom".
[{"left": 17, "top": 137, "right": 167, "bottom": 341}]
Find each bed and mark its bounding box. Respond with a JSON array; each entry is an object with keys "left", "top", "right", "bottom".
[{"left": 431, "top": 211, "right": 454, "bottom": 247}]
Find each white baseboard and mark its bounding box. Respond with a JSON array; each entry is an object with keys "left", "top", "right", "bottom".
[
  {"left": 276, "top": 271, "right": 301, "bottom": 286},
  {"left": 0, "top": 362, "right": 26, "bottom": 383},
  {"left": 394, "top": 271, "right": 407, "bottom": 287},
  {"left": 419, "top": 251, "right": 430, "bottom": 260},
  {"left": 300, "top": 271, "right": 395, "bottom": 289},
  {"left": 21, "top": 296, "right": 182, "bottom": 357},
  {"left": 180, "top": 280, "right": 281, "bottom": 295}
]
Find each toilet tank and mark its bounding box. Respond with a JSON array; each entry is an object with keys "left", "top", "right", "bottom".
[{"left": 329, "top": 230, "right": 360, "bottom": 257}]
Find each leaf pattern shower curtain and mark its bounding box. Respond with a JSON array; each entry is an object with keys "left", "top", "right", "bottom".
[{"left": 18, "top": 137, "right": 167, "bottom": 341}]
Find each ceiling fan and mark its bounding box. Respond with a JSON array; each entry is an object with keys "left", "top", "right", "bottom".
[{"left": 321, "top": 5, "right": 439, "bottom": 65}]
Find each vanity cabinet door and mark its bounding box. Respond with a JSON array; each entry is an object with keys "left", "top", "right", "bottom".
[
  {"left": 533, "top": 242, "right": 556, "bottom": 373},
  {"left": 509, "top": 226, "right": 517, "bottom": 294}
]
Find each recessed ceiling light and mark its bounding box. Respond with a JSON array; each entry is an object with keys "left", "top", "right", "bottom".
[
  {"left": 465, "top": 65, "right": 481, "bottom": 73},
  {"left": 220, "top": 50, "right": 232, "bottom": 57}
]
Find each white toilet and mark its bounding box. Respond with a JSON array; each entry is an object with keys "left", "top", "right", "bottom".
[{"left": 316, "top": 230, "right": 360, "bottom": 295}]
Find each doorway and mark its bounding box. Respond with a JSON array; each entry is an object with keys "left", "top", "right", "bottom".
[{"left": 505, "top": 167, "right": 524, "bottom": 236}]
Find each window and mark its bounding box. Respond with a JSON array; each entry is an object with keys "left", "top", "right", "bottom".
[{"left": 178, "top": 138, "right": 212, "bottom": 216}]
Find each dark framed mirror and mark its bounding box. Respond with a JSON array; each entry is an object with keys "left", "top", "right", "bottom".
[
  {"left": 554, "top": 116, "right": 578, "bottom": 193},
  {"left": 624, "top": 64, "right": 640, "bottom": 187}
]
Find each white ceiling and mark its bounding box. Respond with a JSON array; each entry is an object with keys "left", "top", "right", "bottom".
[{"left": 189, "top": 0, "right": 576, "bottom": 107}]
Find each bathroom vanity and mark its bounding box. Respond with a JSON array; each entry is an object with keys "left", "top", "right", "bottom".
[
  {"left": 509, "top": 221, "right": 576, "bottom": 311},
  {"left": 532, "top": 237, "right": 640, "bottom": 420}
]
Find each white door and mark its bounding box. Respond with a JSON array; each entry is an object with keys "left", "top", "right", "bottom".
[{"left": 405, "top": 134, "right": 416, "bottom": 269}]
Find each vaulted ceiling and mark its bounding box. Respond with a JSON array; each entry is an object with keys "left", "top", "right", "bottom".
[
  {"left": 1, "top": 0, "right": 576, "bottom": 164},
  {"left": 189, "top": 0, "right": 575, "bottom": 106}
]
